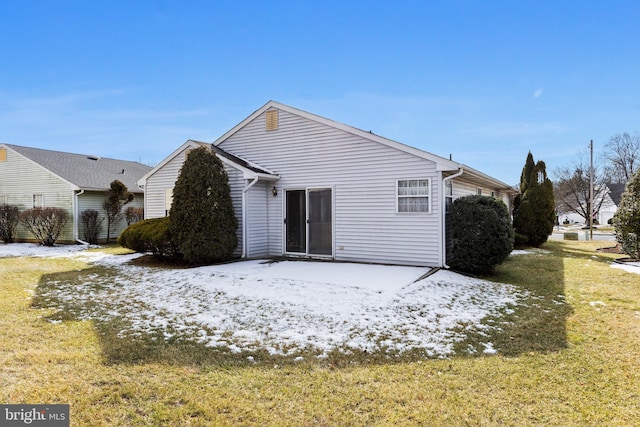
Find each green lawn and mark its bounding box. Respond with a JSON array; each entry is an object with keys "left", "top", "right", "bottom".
[{"left": 1, "top": 241, "right": 638, "bottom": 425}]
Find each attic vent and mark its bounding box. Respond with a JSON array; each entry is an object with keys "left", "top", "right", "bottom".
[
  {"left": 265, "top": 109, "right": 278, "bottom": 131},
  {"left": 87, "top": 155, "right": 100, "bottom": 161}
]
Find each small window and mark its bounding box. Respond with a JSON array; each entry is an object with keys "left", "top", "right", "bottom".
[
  {"left": 537, "top": 171, "right": 544, "bottom": 184},
  {"left": 164, "top": 188, "right": 173, "bottom": 216},
  {"left": 0, "top": 148, "right": 6, "bottom": 162},
  {"left": 33, "top": 194, "right": 44, "bottom": 208},
  {"left": 397, "top": 179, "right": 430, "bottom": 213},
  {"left": 445, "top": 180, "right": 453, "bottom": 213},
  {"left": 266, "top": 109, "right": 278, "bottom": 131},
  {"left": 477, "top": 188, "right": 482, "bottom": 195}
]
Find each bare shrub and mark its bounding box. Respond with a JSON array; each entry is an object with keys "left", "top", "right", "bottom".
[
  {"left": 80, "top": 209, "right": 103, "bottom": 244},
  {"left": 125, "top": 207, "right": 144, "bottom": 226},
  {"left": 20, "top": 207, "right": 69, "bottom": 246},
  {"left": 0, "top": 205, "right": 20, "bottom": 243}
]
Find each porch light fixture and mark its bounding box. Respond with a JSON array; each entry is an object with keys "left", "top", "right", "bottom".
[{"left": 272, "top": 186, "right": 278, "bottom": 197}]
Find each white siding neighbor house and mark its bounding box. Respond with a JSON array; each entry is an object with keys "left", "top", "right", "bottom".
[
  {"left": 0, "top": 144, "right": 151, "bottom": 244},
  {"left": 139, "top": 101, "right": 515, "bottom": 267}
]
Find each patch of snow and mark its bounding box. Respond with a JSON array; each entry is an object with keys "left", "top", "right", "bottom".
[
  {"left": 482, "top": 342, "right": 497, "bottom": 355},
  {"left": 22, "top": 245, "right": 527, "bottom": 359},
  {"left": 612, "top": 262, "right": 640, "bottom": 274},
  {"left": 0, "top": 243, "right": 92, "bottom": 258}
]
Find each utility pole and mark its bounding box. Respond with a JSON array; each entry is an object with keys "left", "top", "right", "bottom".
[{"left": 589, "top": 139, "right": 594, "bottom": 240}]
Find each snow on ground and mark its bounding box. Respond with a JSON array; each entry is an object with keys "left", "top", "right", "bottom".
[
  {"left": 0, "top": 242, "right": 92, "bottom": 258},
  {"left": 612, "top": 261, "right": 640, "bottom": 274},
  {"left": 6, "top": 244, "right": 529, "bottom": 358}
]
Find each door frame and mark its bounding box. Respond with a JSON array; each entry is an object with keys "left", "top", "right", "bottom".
[{"left": 283, "top": 186, "right": 334, "bottom": 258}]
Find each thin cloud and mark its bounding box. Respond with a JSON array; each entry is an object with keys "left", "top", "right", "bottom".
[{"left": 533, "top": 88, "right": 544, "bottom": 99}]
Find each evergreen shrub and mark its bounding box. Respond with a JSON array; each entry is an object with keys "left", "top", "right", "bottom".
[
  {"left": 613, "top": 169, "right": 640, "bottom": 259},
  {"left": 450, "top": 195, "right": 514, "bottom": 275},
  {"left": 169, "top": 146, "right": 238, "bottom": 264},
  {"left": 118, "top": 217, "right": 179, "bottom": 259}
]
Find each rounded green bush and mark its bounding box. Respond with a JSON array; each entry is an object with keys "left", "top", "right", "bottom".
[
  {"left": 118, "top": 217, "right": 180, "bottom": 259},
  {"left": 450, "top": 195, "right": 514, "bottom": 275}
]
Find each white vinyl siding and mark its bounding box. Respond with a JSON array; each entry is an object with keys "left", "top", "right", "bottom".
[
  {"left": 219, "top": 108, "right": 441, "bottom": 266},
  {"left": 397, "top": 179, "right": 430, "bottom": 213},
  {"left": 144, "top": 146, "right": 194, "bottom": 219},
  {"left": 245, "top": 182, "right": 269, "bottom": 257},
  {"left": 77, "top": 191, "right": 144, "bottom": 243},
  {"left": 0, "top": 147, "right": 75, "bottom": 242}
]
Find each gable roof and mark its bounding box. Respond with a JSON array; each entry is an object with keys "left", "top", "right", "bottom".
[
  {"left": 2, "top": 143, "right": 151, "bottom": 193},
  {"left": 607, "top": 182, "right": 626, "bottom": 206},
  {"left": 213, "top": 100, "right": 515, "bottom": 192},
  {"left": 137, "top": 140, "right": 279, "bottom": 187}
]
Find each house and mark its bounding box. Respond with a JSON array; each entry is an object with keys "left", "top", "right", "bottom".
[
  {"left": 138, "top": 101, "right": 515, "bottom": 267},
  {"left": 0, "top": 143, "right": 151, "bottom": 244},
  {"left": 558, "top": 183, "right": 626, "bottom": 225}
]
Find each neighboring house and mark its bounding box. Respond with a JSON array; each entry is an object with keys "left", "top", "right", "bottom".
[
  {"left": 558, "top": 183, "right": 625, "bottom": 225},
  {"left": 600, "top": 183, "right": 625, "bottom": 225},
  {"left": 139, "top": 101, "right": 516, "bottom": 267},
  {"left": 0, "top": 143, "right": 151, "bottom": 244}
]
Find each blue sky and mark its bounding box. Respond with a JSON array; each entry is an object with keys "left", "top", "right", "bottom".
[{"left": 1, "top": 1, "right": 639, "bottom": 184}]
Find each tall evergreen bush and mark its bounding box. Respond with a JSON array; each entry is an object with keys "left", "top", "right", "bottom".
[
  {"left": 169, "top": 146, "right": 237, "bottom": 264},
  {"left": 513, "top": 152, "right": 556, "bottom": 247},
  {"left": 613, "top": 169, "right": 640, "bottom": 259}
]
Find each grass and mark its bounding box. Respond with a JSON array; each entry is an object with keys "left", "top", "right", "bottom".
[{"left": 1, "top": 240, "right": 639, "bottom": 425}]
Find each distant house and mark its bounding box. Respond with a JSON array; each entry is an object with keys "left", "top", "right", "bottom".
[
  {"left": 559, "top": 183, "right": 625, "bottom": 225},
  {"left": 139, "top": 101, "right": 515, "bottom": 267},
  {"left": 0, "top": 143, "right": 151, "bottom": 244}
]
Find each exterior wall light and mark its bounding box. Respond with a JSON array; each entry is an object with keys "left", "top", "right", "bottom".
[{"left": 272, "top": 186, "right": 278, "bottom": 197}]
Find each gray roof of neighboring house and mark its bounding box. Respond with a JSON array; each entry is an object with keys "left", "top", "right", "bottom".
[
  {"left": 607, "top": 182, "right": 626, "bottom": 206},
  {"left": 4, "top": 144, "right": 152, "bottom": 193}
]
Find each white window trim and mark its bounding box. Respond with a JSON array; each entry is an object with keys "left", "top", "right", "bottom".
[
  {"left": 396, "top": 178, "right": 431, "bottom": 213},
  {"left": 33, "top": 193, "right": 44, "bottom": 208}
]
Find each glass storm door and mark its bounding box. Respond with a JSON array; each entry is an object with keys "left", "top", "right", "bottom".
[
  {"left": 285, "top": 188, "right": 332, "bottom": 256},
  {"left": 308, "top": 189, "right": 332, "bottom": 255},
  {"left": 285, "top": 190, "right": 306, "bottom": 253}
]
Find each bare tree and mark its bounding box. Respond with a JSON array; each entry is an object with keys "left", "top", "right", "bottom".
[
  {"left": 554, "top": 150, "right": 609, "bottom": 224},
  {"left": 604, "top": 132, "right": 640, "bottom": 183}
]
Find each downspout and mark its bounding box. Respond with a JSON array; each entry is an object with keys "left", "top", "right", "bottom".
[
  {"left": 241, "top": 176, "right": 259, "bottom": 259},
  {"left": 441, "top": 167, "right": 464, "bottom": 268},
  {"left": 74, "top": 189, "right": 90, "bottom": 245}
]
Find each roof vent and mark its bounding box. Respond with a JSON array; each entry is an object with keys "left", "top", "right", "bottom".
[
  {"left": 266, "top": 109, "right": 278, "bottom": 131},
  {"left": 87, "top": 155, "right": 100, "bottom": 161}
]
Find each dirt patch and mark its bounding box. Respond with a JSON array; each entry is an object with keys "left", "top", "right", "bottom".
[{"left": 597, "top": 243, "right": 623, "bottom": 254}]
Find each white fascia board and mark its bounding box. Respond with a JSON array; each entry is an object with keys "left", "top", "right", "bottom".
[{"left": 459, "top": 164, "right": 516, "bottom": 192}]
